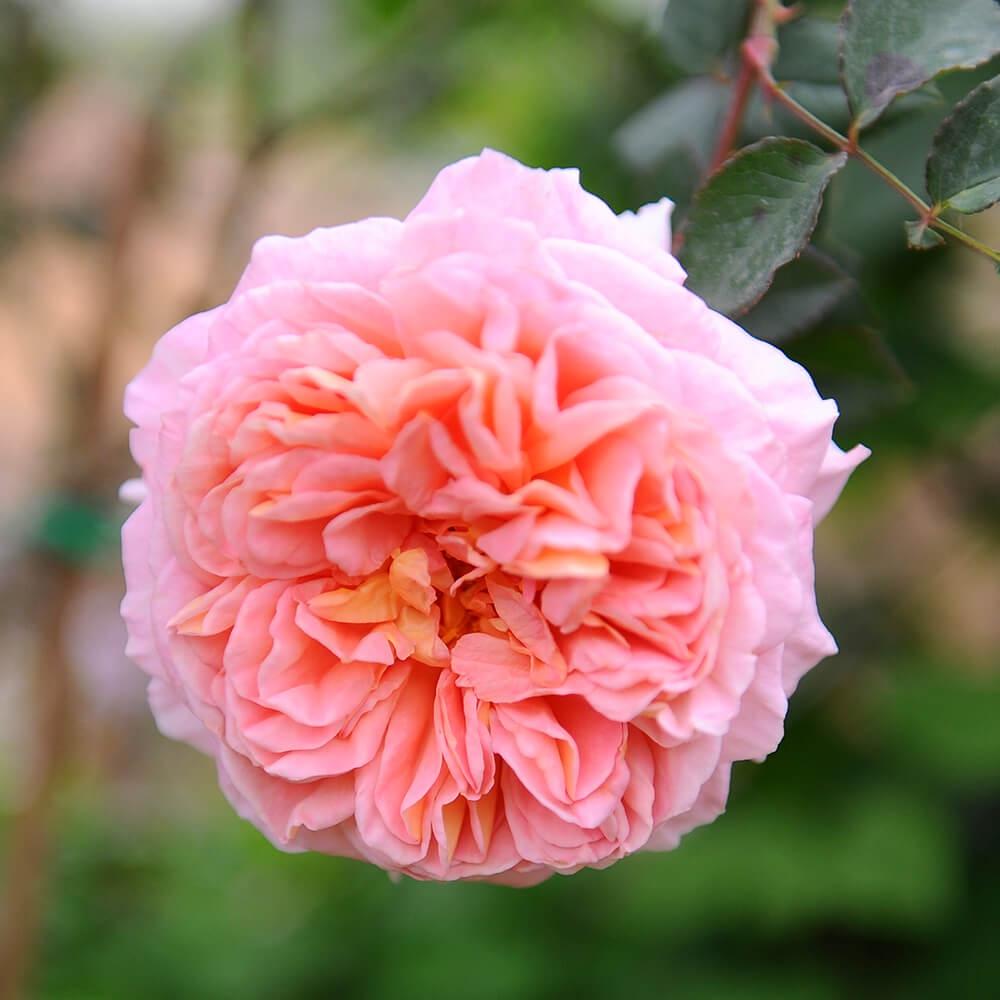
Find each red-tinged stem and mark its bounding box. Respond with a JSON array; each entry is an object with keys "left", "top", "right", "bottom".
[
  {"left": 710, "top": 54, "right": 757, "bottom": 171},
  {"left": 706, "top": 0, "right": 1000, "bottom": 266},
  {"left": 744, "top": 47, "right": 1000, "bottom": 266},
  {"left": 709, "top": 0, "right": 779, "bottom": 171}
]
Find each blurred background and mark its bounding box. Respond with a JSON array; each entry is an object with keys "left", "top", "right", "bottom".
[{"left": 0, "top": 1, "right": 998, "bottom": 997}]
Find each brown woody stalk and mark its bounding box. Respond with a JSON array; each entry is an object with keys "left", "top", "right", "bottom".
[{"left": 0, "top": 77, "right": 159, "bottom": 1000}]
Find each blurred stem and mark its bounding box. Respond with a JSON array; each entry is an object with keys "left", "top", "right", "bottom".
[
  {"left": 753, "top": 65, "right": 1000, "bottom": 265},
  {"left": 709, "top": 0, "right": 773, "bottom": 171},
  {"left": 709, "top": 0, "right": 1000, "bottom": 266},
  {"left": 203, "top": 0, "right": 276, "bottom": 298},
  {"left": 0, "top": 566, "right": 78, "bottom": 1000},
  {"left": 0, "top": 82, "right": 162, "bottom": 1000},
  {"left": 201, "top": 0, "right": 446, "bottom": 305},
  {"left": 709, "top": 54, "right": 757, "bottom": 172}
]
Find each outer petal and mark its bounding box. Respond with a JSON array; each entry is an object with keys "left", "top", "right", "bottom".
[
  {"left": 234, "top": 217, "right": 403, "bottom": 297},
  {"left": 617, "top": 197, "right": 674, "bottom": 254},
  {"left": 408, "top": 148, "right": 686, "bottom": 284},
  {"left": 124, "top": 306, "right": 220, "bottom": 463},
  {"left": 810, "top": 442, "right": 870, "bottom": 522}
]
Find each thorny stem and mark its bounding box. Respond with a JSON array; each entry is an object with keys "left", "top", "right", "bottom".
[
  {"left": 709, "top": 0, "right": 777, "bottom": 171},
  {"left": 709, "top": 45, "right": 758, "bottom": 172},
  {"left": 717, "top": 0, "right": 1000, "bottom": 266},
  {"left": 756, "top": 65, "right": 1000, "bottom": 265}
]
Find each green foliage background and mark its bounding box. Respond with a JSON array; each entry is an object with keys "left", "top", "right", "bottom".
[{"left": 1, "top": 2, "right": 998, "bottom": 997}]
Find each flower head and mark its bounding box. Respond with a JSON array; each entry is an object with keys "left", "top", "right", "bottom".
[{"left": 122, "top": 150, "right": 867, "bottom": 883}]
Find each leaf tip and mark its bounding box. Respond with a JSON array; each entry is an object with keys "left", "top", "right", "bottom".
[{"left": 904, "top": 219, "right": 945, "bottom": 251}]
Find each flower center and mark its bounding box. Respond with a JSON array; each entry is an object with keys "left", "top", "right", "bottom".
[{"left": 304, "top": 535, "right": 518, "bottom": 669}]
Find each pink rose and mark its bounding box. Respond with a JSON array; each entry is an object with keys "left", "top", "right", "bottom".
[{"left": 121, "top": 149, "right": 867, "bottom": 884}]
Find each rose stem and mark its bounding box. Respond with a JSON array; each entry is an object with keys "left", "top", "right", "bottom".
[
  {"left": 709, "top": 0, "right": 787, "bottom": 171},
  {"left": 749, "top": 54, "right": 1000, "bottom": 266},
  {"left": 712, "top": 0, "right": 1000, "bottom": 266}
]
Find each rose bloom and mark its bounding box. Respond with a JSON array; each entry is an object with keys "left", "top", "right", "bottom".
[{"left": 122, "top": 150, "right": 867, "bottom": 884}]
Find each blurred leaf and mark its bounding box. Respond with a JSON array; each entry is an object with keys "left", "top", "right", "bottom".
[
  {"left": 745, "top": 82, "right": 944, "bottom": 144},
  {"left": 876, "top": 662, "right": 1000, "bottom": 790},
  {"left": 744, "top": 80, "right": 851, "bottom": 140},
  {"left": 614, "top": 77, "right": 727, "bottom": 173},
  {"left": 748, "top": 17, "right": 850, "bottom": 136},
  {"left": 0, "top": 0, "right": 56, "bottom": 144},
  {"left": 905, "top": 219, "right": 945, "bottom": 250},
  {"left": 926, "top": 74, "right": 1000, "bottom": 213},
  {"left": 840, "top": 0, "right": 1000, "bottom": 130},
  {"left": 761, "top": 17, "right": 943, "bottom": 136},
  {"left": 741, "top": 247, "right": 856, "bottom": 343},
  {"left": 775, "top": 16, "right": 841, "bottom": 85},
  {"left": 823, "top": 105, "right": 945, "bottom": 259},
  {"left": 33, "top": 495, "right": 115, "bottom": 565},
  {"left": 679, "top": 138, "right": 847, "bottom": 316},
  {"left": 615, "top": 781, "right": 958, "bottom": 936},
  {"left": 660, "top": 0, "right": 751, "bottom": 74},
  {"left": 614, "top": 76, "right": 728, "bottom": 219},
  {"left": 784, "top": 322, "right": 910, "bottom": 420}
]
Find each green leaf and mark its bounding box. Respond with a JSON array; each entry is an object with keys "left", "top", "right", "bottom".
[
  {"left": 741, "top": 247, "right": 856, "bottom": 343},
  {"left": 744, "top": 80, "right": 851, "bottom": 138},
  {"left": 784, "top": 323, "right": 910, "bottom": 420},
  {"left": 840, "top": 0, "right": 1000, "bottom": 130},
  {"left": 760, "top": 16, "right": 943, "bottom": 137},
  {"left": 775, "top": 16, "right": 842, "bottom": 86},
  {"left": 758, "top": 17, "right": 853, "bottom": 132},
  {"left": 614, "top": 78, "right": 730, "bottom": 221},
  {"left": 613, "top": 77, "right": 727, "bottom": 173},
  {"left": 660, "top": 0, "right": 751, "bottom": 74},
  {"left": 904, "top": 219, "right": 945, "bottom": 250},
  {"left": 679, "top": 138, "right": 847, "bottom": 316},
  {"left": 33, "top": 494, "right": 115, "bottom": 564},
  {"left": 926, "top": 74, "right": 1000, "bottom": 213}
]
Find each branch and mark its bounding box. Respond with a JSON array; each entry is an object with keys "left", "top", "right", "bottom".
[
  {"left": 709, "top": 0, "right": 799, "bottom": 171},
  {"left": 0, "top": 67, "right": 165, "bottom": 1000},
  {"left": 744, "top": 46, "right": 1000, "bottom": 266},
  {"left": 707, "top": 0, "right": 1000, "bottom": 267}
]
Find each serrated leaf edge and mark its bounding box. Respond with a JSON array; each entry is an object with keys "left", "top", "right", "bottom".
[
  {"left": 681, "top": 137, "right": 848, "bottom": 316},
  {"left": 926, "top": 74, "right": 1000, "bottom": 214},
  {"left": 839, "top": 1, "right": 1000, "bottom": 131}
]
